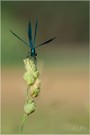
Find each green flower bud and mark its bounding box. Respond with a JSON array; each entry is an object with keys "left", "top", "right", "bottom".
[
  {"left": 30, "top": 78, "right": 41, "bottom": 97},
  {"left": 23, "top": 58, "right": 39, "bottom": 85},
  {"left": 23, "top": 58, "right": 32, "bottom": 71},
  {"left": 33, "top": 70, "right": 39, "bottom": 79},
  {"left": 24, "top": 100, "right": 36, "bottom": 115},
  {"left": 31, "top": 87, "right": 40, "bottom": 98},
  {"left": 23, "top": 72, "right": 35, "bottom": 85}
]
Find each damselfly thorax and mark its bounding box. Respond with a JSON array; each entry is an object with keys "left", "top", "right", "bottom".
[{"left": 27, "top": 49, "right": 37, "bottom": 59}]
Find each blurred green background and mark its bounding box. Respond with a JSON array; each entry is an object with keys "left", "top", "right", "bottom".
[{"left": 1, "top": 1, "right": 89, "bottom": 134}]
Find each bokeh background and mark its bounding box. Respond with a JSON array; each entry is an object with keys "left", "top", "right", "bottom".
[{"left": 1, "top": 1, "right": 89, "bottom": 134}]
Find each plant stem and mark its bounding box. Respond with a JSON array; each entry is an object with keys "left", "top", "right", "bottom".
[{"left": 20, "top": 114, "right": 28, "bottom": 134}]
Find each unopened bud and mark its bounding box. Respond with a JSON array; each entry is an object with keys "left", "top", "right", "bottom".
[{"left": 24, "top": 100, "right": 36, "bottom": 115}]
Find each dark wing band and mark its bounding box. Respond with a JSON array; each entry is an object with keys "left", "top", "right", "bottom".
[
  {"left": 9, "top": 29, "right": 30, "bottom": 47},
  {"left": 35, "top": 37, "right": 56, "bottom": 48},
  {"left": 34, "top": 19, "right": 38, "bottom": 47}
]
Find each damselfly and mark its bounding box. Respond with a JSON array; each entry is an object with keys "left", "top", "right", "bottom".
[{"left": 10, "top": 19, "right": 56, "bottom": 60}]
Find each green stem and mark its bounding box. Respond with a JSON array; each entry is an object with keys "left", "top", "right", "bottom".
[{"left": 20, "top": 114, "right": 28, "bottom": 134}]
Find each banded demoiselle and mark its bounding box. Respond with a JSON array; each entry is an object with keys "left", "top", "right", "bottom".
[{"left": 10, "top": 19, "right": 56, "bottom": 60}]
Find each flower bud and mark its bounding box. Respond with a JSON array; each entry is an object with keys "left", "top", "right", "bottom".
[
  {"left": 23, "top": 72, "right": 35, "bottom": 85},
  {"left": 31, "top": 87, "right": 40, "bottom": 98},
  {"left": 30, "top": 78, "right": 41, "bottom": 97},
  {"left": 33, "top": 70, "right": 39, "bottom": 79},
  {"left": 24, "top": 100, "right": 36, "bottom": 115},
  {"left": 23, "top": 58, "right": 39, "bottom": 85}
]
